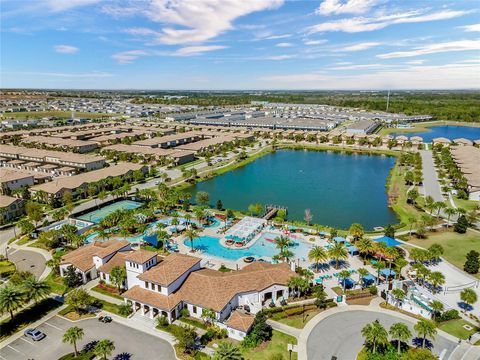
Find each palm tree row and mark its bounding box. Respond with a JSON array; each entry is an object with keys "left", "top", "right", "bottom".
[
  {"left": 362, "top": 318, "right": 437, "bottom": 354},
  {"left": 0, "top": 276, "right": 51, "bottom": 319}
]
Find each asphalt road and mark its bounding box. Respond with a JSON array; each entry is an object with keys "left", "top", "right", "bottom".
[
  {"left": 6, "top": 248, "right": 46, "bottom": 279},
  {"left": 420, "top": 150, "right": 444, "bottom": 202},
  {"left": 306, "top": 310, "right": 456, "bottom": 360},
  {"left": 0, "top": 315, "right": 176, "bottom": 360}
]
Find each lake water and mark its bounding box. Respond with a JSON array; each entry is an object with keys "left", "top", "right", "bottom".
[
  {"left": 188, "top": 149, "right": 398, "bottom": 229},
  {"left": 392, "top": 125, "right": 480, "bottom": 143}
]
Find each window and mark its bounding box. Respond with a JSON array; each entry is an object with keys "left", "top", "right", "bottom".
[
  {"left": 192, "top": 306, "right": 197, "bottom": 314},
  {"left": 144, "top": 281, "right": 148, "bottom": 288}
]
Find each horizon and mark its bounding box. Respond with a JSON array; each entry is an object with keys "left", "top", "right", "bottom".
[{"left": 1, "top": 0, "right": 480, "bottom": 90}]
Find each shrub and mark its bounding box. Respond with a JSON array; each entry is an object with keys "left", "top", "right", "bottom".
[
  {"left": 156, "top": 316, "right": 169, "bottom": 328},
  {"left": 437, "top": 309, "right": 460, "bottom": 322},
  {"left": 454, "top": 215, "right": 468, "bottom": 234},
  {"left": 268, "top": 354, "right": 284, "bottom": 360},
  {"left": 180, "top": 308, "right": 189, "bottom": 318},
  {"left": 464, "top": 251, "right": 480, "bottom": 274},
  {"left": 118, "top": 304, "right": 132, "bottom": 317},
  {"left": 368, "top": 285, "right": 378, "bottom": 296}
]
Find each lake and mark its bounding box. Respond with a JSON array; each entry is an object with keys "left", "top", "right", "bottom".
[
  {"left": 188, "top": 149, "right": 398, "bottom": 229},
  {"left": 392, "top": 125, "right": 480, "bottom": 143}
]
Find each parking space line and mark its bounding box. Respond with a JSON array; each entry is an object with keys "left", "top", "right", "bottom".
[
  {"left": 7, "top": 345, "right": 25, "bottom": 355},
  {"left": 0, "top": 354, "right": 7, "bottom": 360},
  {"left": 19, "top": 337, "right": 34, "bottom": 345},
  {"left": 44, "top": 322, "right": 63, "bottom": 331}
]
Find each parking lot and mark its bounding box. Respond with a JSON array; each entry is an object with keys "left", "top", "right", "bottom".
[{"left": 0, "top": 315, "right": 176, "bottom": 360}]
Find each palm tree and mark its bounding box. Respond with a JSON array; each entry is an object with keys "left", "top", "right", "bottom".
[
  {"left": 308, "top": 246, "right": 327, "bottom": 272},
  {"left": 383, "top": 247, "right": 399, "bottom": 272},
  {"left": 434, "top": 201, "right": 446, "bottom": 218},
  {"left": 94, "top": 339, "right": 115, "bottom": 360},
  {"left": 213, "top": 342, "right": 243, "bottom": 360},
  {"left": 0, "top": 285, "right": 24, "bottom": 319},
  {"left": 22, "top": 276, "right": 50, "bottom": 305},
  {"left": 407, "top": 217, "right": 416, "bottom": 238},
  {"left": 357, "top": 268, "right": 369, "bottom": 289},
  {"left": 338, "top": 270, "right": 351, "bottom": 293},
  {"left": 62, "top": 326, "right": 84, "bottom": 358},
  {"left": 361, "top": 321, "right": 388, "bottom": 354},
  {"left": 372, "top": 260, "right": 386, "bottom": 285},
  {"left": 275, "top": 235, "right": 290, "bottom": 252},
  {"left": 460, "top": 288, "right": 478, "bottom": 311},
  {"left": 394, "top": 258, "right": 409, "bottom": 280},
  {"left": 328, "top": 242, "right": 348, "bottom": 269},
  {"left": 427, "top": 271, "right": 445, "bottom": 294},
  {"left": 356, "top": 238, "right": 375, "bottom": 259},
  {"left": 414, "top": 319, "right": 437, "bottom": 348},
  {"left": 429, "top": 300, "right": 444, "bottom": 321},
  {"left": 389, "top": 322, "right": 412, "bottom": 354},
  {"left": 287, "top": 277, "right": 302, "bottom": 299},
  {"left": 444, "top": 207, "right": 457, "bottom": 227},
  {"left": 184, "top": 227, "right": 198, "bottom": 252},
  {"left": 349, "top": 223, "right": 364, "bottom": 241},
  {"left": 390, "top": 288, "right": 406, "bottom": 308}
]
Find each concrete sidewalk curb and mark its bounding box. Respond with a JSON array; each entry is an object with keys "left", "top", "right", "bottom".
[{"left": 297, "top": 304, "right": 461, "bottom": 360}]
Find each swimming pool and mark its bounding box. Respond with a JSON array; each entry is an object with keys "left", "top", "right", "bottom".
[
  {"left": 77, "top": 200, "right": 143, "bottom": 224},
  {"left": 183, "top": 232, "right": 313, "bottom": 261}
]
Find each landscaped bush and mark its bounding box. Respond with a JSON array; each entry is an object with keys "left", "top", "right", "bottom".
[
  {"left": 437, "top": 309, "right": 460, "bottom": 322},
  {"left": 58, "top": 350, "right": 95, "bottom": 360},
  {"left": 369, "top": 285, "right": 378, "bottom": 296}
]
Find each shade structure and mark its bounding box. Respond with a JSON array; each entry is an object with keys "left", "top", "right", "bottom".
[
  {"left": 348, "top": 245, "right": 358, "bottom": 254},
  {"left": 380, "top": 268, "right": 396, "bottom": 277},
  {"left": 224, "top": 216, "right": 267, "bottom": 243},
  {"left": 333, "top": 236, "right": 347, "bottom": 243},
  {"left": 374, "top": 236, "right": 401, "bottom": 247}
]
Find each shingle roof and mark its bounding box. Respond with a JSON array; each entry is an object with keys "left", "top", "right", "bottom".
[
  {"left": 226, "top": 311, "right": 255, "bottom": 332},
  {"left": 125, "top": 249, "right": 157, "bottom": 264},
  {"left": 138, "top": 253, "right": 201, "bottom": 286},
  {"left": 98, "top": 251, "right": 130, "bottom": 274},
  {"left": 122, "top": 285, "right": 181, "bottom": 311}
]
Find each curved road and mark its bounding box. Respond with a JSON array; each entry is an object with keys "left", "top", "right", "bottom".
[{"left": 306, "top": 310, "right": 456, "bottom": 360}]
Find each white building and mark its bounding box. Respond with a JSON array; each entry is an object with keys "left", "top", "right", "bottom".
[{"left": 122, "top": 251, "right": 295, "bottom": 339}]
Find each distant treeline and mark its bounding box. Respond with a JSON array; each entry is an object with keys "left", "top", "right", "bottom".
[{"left": 132, "top": 91, "right": 480, "bottom": 123}]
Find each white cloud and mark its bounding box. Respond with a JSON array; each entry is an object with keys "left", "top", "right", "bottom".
[
  {"left": 304, "top": 39, "right": 328, "bottom": 46},
  {"left": 378, "top": 40, "right": 480, "bottom": 59},
  {"left": 276, "top": 42, "right": 293, "bottom": 47},
  {"left": 264, "top": 55, "right": 296, "bottom": 60},
  {"left": 260, "top": 62, "right": 480, "bottom": 89},
  {"left": 308, "top": 9, "right": 468, "bottom": 34},
  {"left": 115, "top": 0, "right": 284, "bottom": 45},
  {"left": 330, "top": 63, "right": 395, "bottom": 70},
  {"left": 45, "top": 0, "right": 100, "bottom": 12},
  {"left": 54, "top": 45, "right": 79, "bottom": 54},
  {"left": 124, "top": 28, "right": 160, "bottom": 37},
  {"left": 316, "top": 0, "right": 378, "bottom": 16},
  {"left": 112, "top": 50, "right": 149, "bottom": 64},
  {"left": 173, "top": 45, "right": 227, "bottom": 56},
  {"left": 405, "top": 60, "right": 425, "bottom": 65},
  {"left": 336, "top": 41, "right": 381, "bottom": 51},
  {"left": 461, "top": 24, "right": 480, "bottom": 32}
]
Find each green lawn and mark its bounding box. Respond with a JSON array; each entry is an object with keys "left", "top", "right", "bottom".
[
  {"left": 438, "top": 319, "right": 479, "bottom": 340},
  {"left": 276, "top": 308, "right": 322, "bottom": 329},
  {"left": 242, "top": 330, "right": 298, "bottom": 360},
  {"left": 45, "top": 271, "right": 67, "bottom": 295},
  {"left": 91, "top": 284, "right": 124, "bottom": 300},
  {"left": 404, "top": 229, "right": 480, "bottom": 276},
  {"left": 453, "top": 198, "right": 479, "bottom": 212},
  {"left": 0, "top": 259, "right": 16, "bottom": 277}
]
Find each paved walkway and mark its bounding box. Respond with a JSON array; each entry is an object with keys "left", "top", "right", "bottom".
[
  {"left": 420, "top": 150, "right": 444, "bottom": 202},
  {"left": 267, "top": 319, "right": 302, "bottom": 338}
]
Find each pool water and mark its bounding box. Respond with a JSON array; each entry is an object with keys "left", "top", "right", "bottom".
[
  {"left": 77, "top": 200, "right": 143, "bottom": 224},
  {"left": 183, "top": 232, "right": 313, "bottom": 261}
]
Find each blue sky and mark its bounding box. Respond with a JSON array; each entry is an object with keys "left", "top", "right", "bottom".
[{"left": 1, "top": 0, "right": 479, "bottom": 90}]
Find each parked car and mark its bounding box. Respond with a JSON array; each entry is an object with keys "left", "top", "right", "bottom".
[
  {"left": 24, "top": 328, "right": 46, "bottom": 341},
  {"left": 98, "top": 315, "right": 112, "bottom": 323}
]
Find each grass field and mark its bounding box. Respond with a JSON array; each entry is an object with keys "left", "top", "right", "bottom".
[
  {"left": 437, "top": 319, "right": 479, "bottom": 340},
  {"left": 242, "top": 330, "right": 298, "bottom": 360},
  {"left": 453, "top": 198, "right": 479, "bottom": 212},
  {"left": 405, "top": 229, "right": 480, "bottom": 275},
  {"left": 276, "top": 308, "right": 322, "bottom": 329},
  {"left": 0, "top": 110, "right": 118, "bottom": 119}
]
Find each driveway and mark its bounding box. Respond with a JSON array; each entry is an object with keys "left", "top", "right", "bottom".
[
  {"left": 306, "top": 310, "right": 456, "bottom": 360},
  {"left": 6, "top": 248, "right": 46, "bottom": 279},
  {"left": 420, "top": 150, "right": 444, "bottom": 202},
  {"left": 0, "top": 315, "right": 176, "bottom": 360}
]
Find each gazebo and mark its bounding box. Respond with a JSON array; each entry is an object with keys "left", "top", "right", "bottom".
[{"left": 374, "top": 236, "right": 401, "bottom": 247}]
